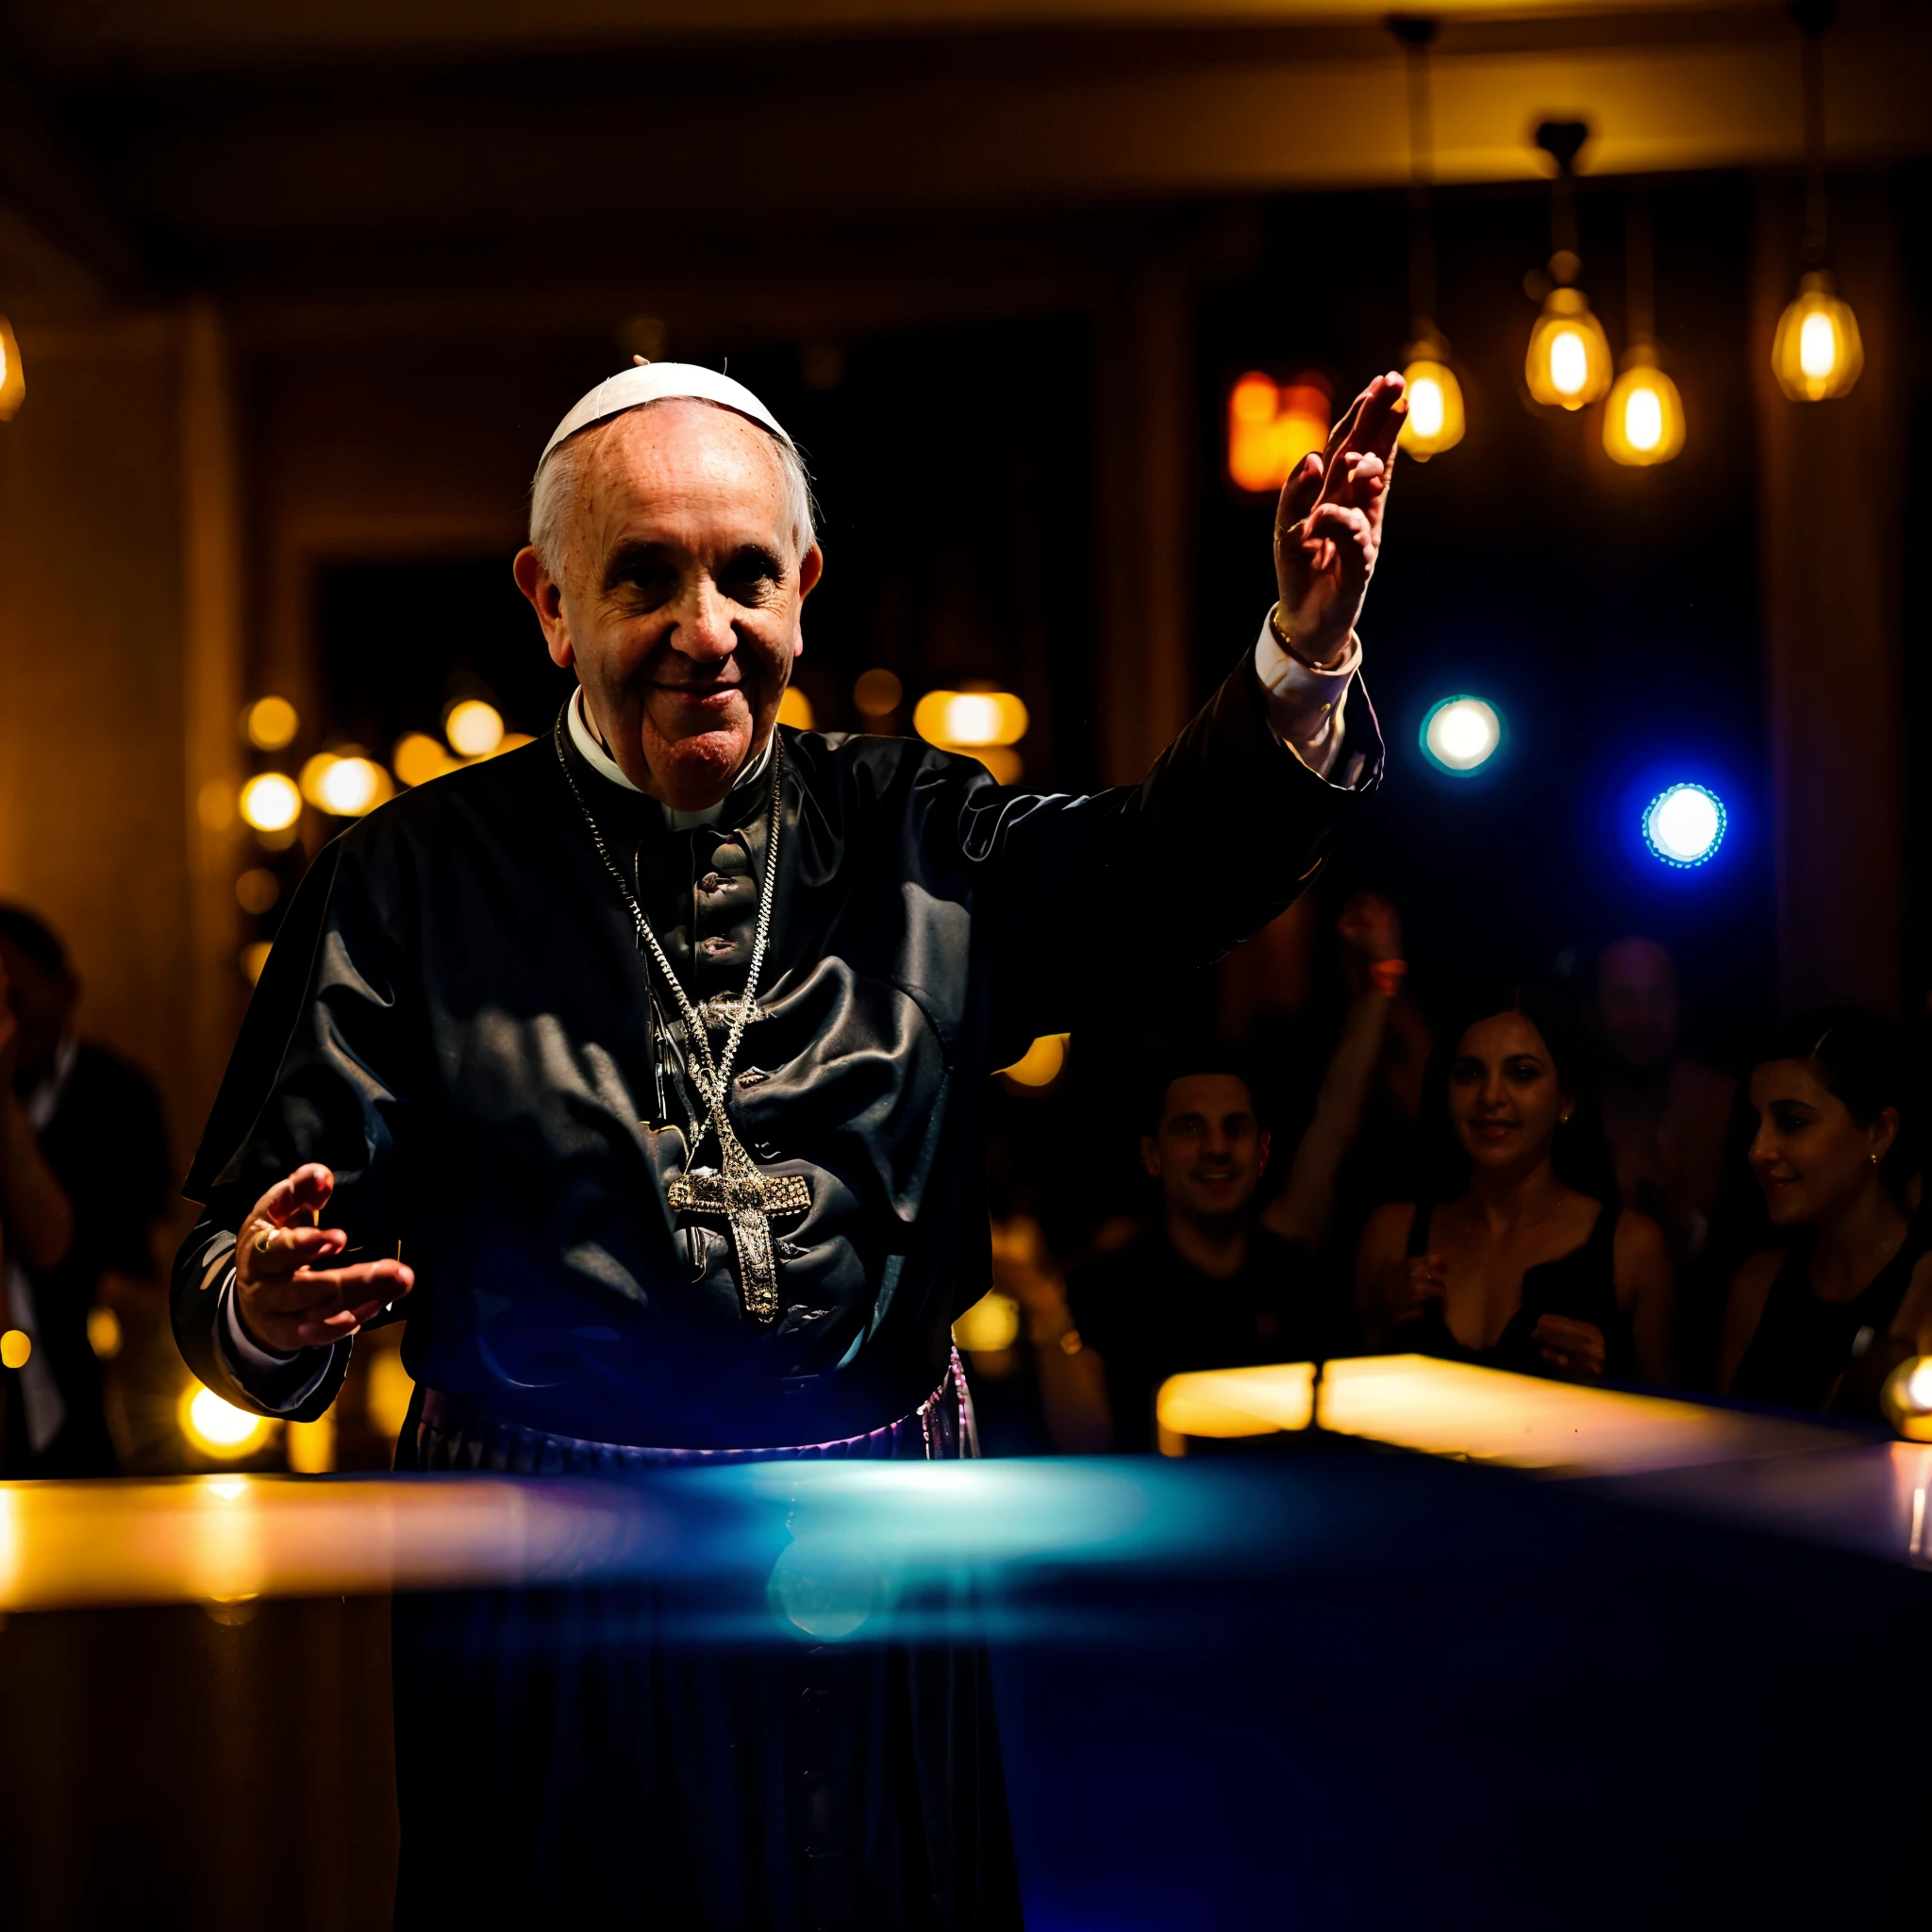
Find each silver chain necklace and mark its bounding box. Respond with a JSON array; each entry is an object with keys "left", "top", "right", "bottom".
[{"left": 554, "top": 713, "right": 807, "bottom": 1324}]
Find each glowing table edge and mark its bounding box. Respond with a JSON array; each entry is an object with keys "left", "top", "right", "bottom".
[{"left": 1, "top": 1356, "right": 1925, "bottom": 1613}]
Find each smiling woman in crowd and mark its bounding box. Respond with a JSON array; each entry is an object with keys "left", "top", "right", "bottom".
[
  {"left": 1355, "top": 988, "right": 1675, "bottom": 1384},
  {"left": 1720, "top": 1008, "right": 1931, "bottom": 1416}
]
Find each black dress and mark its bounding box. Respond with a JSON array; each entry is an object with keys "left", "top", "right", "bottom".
[
  {"left": 1731, "top": 1229, "right": 1927, "bottom": 1417},
  {"left": 1400, "top": 1195, "right": 1627, "bottom": 1380}
]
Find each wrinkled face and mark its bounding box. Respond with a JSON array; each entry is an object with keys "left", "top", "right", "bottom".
[
  {"left": 516, "top": 401, "right": 821, "bottom": 811},
  {"left": 1597, "top": 937, "right": 1678, "bottom": 1069},
  {"left": 1448, "top": 1012, "right": 1569, "bottom": 1173},
  {"left": 0, "top": 936, "right": 75, "bottom": 1090},
  {"left": 1141, "top": 1074, "right": 1271, "bottom": 1224},
  {"left": 1747, "top": 1058, "right": 1896, "bottom": 1226}
]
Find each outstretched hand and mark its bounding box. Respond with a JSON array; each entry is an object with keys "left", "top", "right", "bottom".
[
  {"left": 234, "top": 1162, "right": 413, "bottom": 1355},
  {"left": 1273, "top": 372, "right": 1407, "bottom": 670}
]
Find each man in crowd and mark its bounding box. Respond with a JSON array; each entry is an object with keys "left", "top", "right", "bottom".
[
  {"left": 0, "top": 906, "right": 171, "bottom": 1475},
  {"left": 171, "top": 358, "right": 1405, "bottom": 1921},
  {"left": 1594, "top": 935, "right": 1734, "bottom": 1267},
  {"left": 1021, "top": 1056, "right": 1349, "bottom": 1452}
]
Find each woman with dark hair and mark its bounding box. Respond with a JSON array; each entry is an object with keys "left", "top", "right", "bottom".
[
  {"left": 1355, "top": 989, "right": 1674, "bottom": 1383},
  {"left": 1720, "top": 1008, "right": 1930, "bottom": 1415}
]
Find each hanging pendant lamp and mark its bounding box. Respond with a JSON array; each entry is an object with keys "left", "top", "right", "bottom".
[
  {"left": 1390, "top": 16, "right": 1464, "bottom": 461},
  {"left": 1524, "top": 121, "right": 1612, "bottom": 411},
  {"left": 1604, "top": 196, "right": 1686, "bottom": 466},
  {"left": 1772, "top": 1, "right": 1862, "bottom": 401}
]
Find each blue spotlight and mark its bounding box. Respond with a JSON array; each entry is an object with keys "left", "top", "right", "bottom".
[
  {"left": 1642, "top": 782, "right": 1726, "bottom": 868},
  {"left": 1420, "top": 695, "right": 1503, "bottom": 774}
]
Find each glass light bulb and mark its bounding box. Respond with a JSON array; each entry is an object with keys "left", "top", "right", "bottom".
[
  {"left": 1550, "top": 330, "right": 1588, "bottom": 397},
  {"left": 1408, "top": 376, "right": 1445, "bottom": 440},
  {"left": 1799, "top": 310, "right": 1837, "bottom": 381},
  {"left": 1624, "top": 384, "right": 1663, "bottom": 452}
]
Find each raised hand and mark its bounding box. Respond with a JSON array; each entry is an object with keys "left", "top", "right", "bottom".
[
  {"left": 234, "top": 1162, "right": 413, "bottom": 1354},
  {"left": 1338, "top": 890, "right": 1403, "bottom": 967},
  {"left": 1273, "top": 372, "right": 1407, "bottom": 670}
]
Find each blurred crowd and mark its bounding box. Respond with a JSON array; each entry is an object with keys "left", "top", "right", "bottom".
[
  {"left": 4, "top": 889, "right": 1931, "bottom": 1474},
  {"left": 972, "top": 893, "right": 1932, "bottom": 1456}
]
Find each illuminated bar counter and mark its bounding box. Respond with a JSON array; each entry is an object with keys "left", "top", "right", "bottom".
[{"left": 2, "top": 1357, "right": 1926, "bottom": 1927}]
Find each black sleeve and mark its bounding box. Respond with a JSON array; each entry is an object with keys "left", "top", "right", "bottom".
[
  {"left": 953, "top": 647, "right": 1383, "bottom": 1059},
  {"left": 171, "top": 832, "right": 412, "bottom": 1421}
]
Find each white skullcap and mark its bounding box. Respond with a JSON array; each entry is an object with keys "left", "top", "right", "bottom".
[{"left": 538, "top": 360, "right": 793, "bottom": 468}]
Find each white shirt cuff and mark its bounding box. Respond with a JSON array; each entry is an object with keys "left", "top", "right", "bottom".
[
  {"left": 215, "top": 1268, "right": 337, "bottom": 1414},
  {"left": 1253, "top": 608, "right": 1359, "bottom": 782}
]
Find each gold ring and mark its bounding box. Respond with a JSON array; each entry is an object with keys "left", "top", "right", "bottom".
[{"left": 253, "top": 1231, "right": 273, "bottom": 1256}]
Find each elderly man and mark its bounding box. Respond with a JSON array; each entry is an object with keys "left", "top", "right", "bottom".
[{"left": 172, "top": 360, "right": 1403, "bottom": 1924}]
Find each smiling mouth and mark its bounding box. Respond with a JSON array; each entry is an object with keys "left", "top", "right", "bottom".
[{"left": 652, "top": 682, "right": 743, "bottom": 703}]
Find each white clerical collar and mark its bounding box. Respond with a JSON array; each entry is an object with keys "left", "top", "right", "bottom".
[{"left": 567, "top": 686, "right": 773, "bottom": 831}]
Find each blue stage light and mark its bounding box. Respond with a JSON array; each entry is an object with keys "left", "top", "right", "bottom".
[
  {"left": 1420, "top": 696, "right": 1503, "bottom": 774},
  {"left": 1642, "top": 782, "right": 1726, "bottom": 867}
]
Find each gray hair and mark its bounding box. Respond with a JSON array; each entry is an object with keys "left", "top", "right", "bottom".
[{"left": 528, "top": 398, "right": 817, "bottom": 583}]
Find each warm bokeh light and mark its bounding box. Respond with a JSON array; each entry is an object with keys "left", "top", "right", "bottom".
[
  {"left": 234, "top": 867, "right": 280, "bottom": 915},
  {"left": 444, "top": 698, "right": 505, "bottom": 758},
  {"left": 366, "top": 1347, "right": 414, "bottom": 1441},
  {"left": 777, "top": 687, "right": 815, "bottom": 729},
  {"left": 854, "top": 669, "right": 903, "bottom": 717},
  {"left": 239, "top": 772, "right": 302, "bottom": 833},
  {"left": 181, "top": 1385, "right": 270, "bottom": 1457},
  {"left": 953, "top": 1291, "right": 1021, "bottom": 1354},
  {"left": 0, "top": 1329, "right": 30, "bottom": 1370},
  {"left": 287, "top": 1412, "right": 338, "bottom": 1474},
  {"left": 304, "top": 751, "right": 392, "bottom": 818},
  {"left": 1396, "top": 357, "right": 1465, "bottom": 461},
  {"left": 241, "top": 941, "right": 273, "bottom": 984},
  {"left": 1772, "top": 271, "right": 1863, "bottom": 401},
  {"left": 243, "top": 695, "right": 300, "bottom": 751},
  {"left": 86, "top": 1307, "right": 123, "bottom": 1359},
  {"left": 1525, "top": 288, "right": 1612, "bottom": 409},
  {"left": 1603, "top": 348, "right": 1686, "bottom": 467},
  {"left": 997, "top": 1032, "right": 1069, "bottom": 1089},
  {"left": 393, "top": 731, "right": 460, "bottom": 788},
  {"left": 1227, "top": 373, "right": 1331, "bottom": 492},
  {"left": 1420, "top": 696, "right": 1502, "bottom": 774},
  {"left": 499, "top": 733, "right": 534, "bottom": 755},
  {"left": 1883, "top": 1357, "right": 1932, "bottom": 1441},
  {"left": 1642, "top": 782, "right": 1726, "bottom": 868},
  {"left": 0, "top": 312, "right": 25, "bottom": 421},
  {"left": 913, "top": 689, "right": 1028, "bottom": 750}
]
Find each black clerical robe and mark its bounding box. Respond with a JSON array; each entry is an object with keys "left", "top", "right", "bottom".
[
  {"left": 169, "top": 644, "right": 1377, "bottom": 1928},
  {"left": 173, "top": 648, "right": 1378, "bottom": 1448}
]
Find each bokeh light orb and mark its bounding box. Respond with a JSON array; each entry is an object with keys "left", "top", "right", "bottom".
[
  {"left": 1420, "top": 696, "right": 1503, "bottom": 774},
  {"left": 1642, "top": 782, "right": 1726, "bottom": 868},
  {"left": 315, "top": 755, "right": 391, "bottom": 818},
  {"left": 239, "top": 772, "right": 302, "bottom": 832},
  {"left": 181, "top": 1384, "right": 270, "bottom": 1457},
  {"left": 444, "top": 698, "right": 505, "bottom": 758},
  {"left": 243, "top": 695, "right": 300, "bottom": 752}
]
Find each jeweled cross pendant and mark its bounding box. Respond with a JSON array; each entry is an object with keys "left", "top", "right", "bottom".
[{"left": 666, "top": 1136, "right": 810, "bottom": 1325}]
